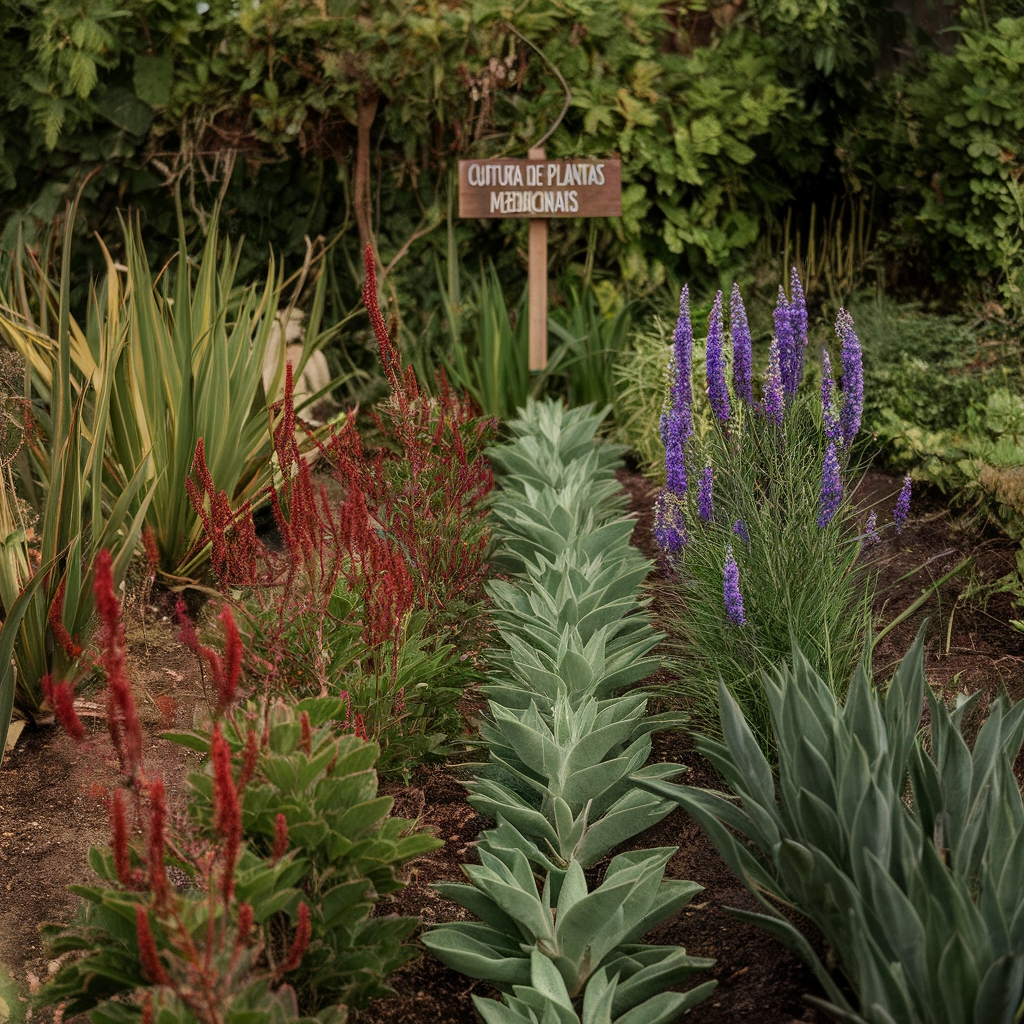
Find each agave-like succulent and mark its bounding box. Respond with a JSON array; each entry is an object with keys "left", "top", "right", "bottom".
[{"left": 636, "top": 633, "right": 1024, "bottom": 1024}]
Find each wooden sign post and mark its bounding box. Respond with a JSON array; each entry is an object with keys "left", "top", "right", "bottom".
[{"left": 458, "top": 154, "right": 622, "bottom": 371}]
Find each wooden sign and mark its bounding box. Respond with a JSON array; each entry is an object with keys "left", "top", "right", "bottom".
[
  {"left": 458, "top": 158, "right": 621, "bottom": 219},
  {"left": 459, "top": 153, "right": 622, "bottom": 371}
]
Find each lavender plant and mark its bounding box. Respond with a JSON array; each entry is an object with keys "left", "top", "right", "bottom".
[{"left": 652, "top": 271, "right": 888, "bottom": 747}]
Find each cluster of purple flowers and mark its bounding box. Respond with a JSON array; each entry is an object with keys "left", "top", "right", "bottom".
[
  {"left": 706, "top": 293, "right": 730, "bottom": 423},
  {"left": 723, "top": 546, "right": 746, "bottom": 626},
  {"left": 662, "top": 287, "right": 695, "bottom": 497},
  {"left": 654, "top": 489, "right": 687, "bottom": 554},
  {"left": 817, "top": 442, "right": 843, "bottom": 527}
]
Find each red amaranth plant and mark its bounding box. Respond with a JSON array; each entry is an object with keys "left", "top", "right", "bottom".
[{"left": 95, "top": 548, "right": 144, "bottom": 782}]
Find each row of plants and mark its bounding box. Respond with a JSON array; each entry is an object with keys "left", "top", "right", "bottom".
[
  {"left": 421, "top": 398, "right": 718, "bottom": 1022},
  {"left": 34, "top": 550, "right": 440, "bottom": 1023}
]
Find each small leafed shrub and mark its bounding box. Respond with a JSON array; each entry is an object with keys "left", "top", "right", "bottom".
[
  {"left": 637, "top": 634, "right": 1024, "bottom": 1024},
  {"left": 172, "top": 697, "right": 442, "bottom": 1013}
]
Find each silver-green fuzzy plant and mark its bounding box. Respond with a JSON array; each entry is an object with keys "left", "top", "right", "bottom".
[
  {"left": 636, "top": 632, "right": 1024, "bottom": 1024},
  {"left": 422, "top": 400, "right": 716, "bottom": 1024}
]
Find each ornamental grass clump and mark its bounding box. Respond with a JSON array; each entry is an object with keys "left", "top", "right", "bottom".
[
  {"left": 652, "top": 271, "right": 908, "bottom": 748},
  {"left": 636, "top": 633, "right": 1024, "bottom": 1024}
]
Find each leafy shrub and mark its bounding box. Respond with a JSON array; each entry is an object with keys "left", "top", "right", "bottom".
[
  {"left": 37, "top": 549, "right": 333, "bottom": 1023},
  {"left": 843, "top": 11, "right": 1024, "bottom": 311},
  {"left": 422, "top": 400, "right": 716, "bottom": 1023},
  {"left": 40, "top": 544, "right": 433, "bottom": 1022},
  {"left": 651, "top": 274, "right": 877, "bottom": 745},
  {"left": 637, "top": 633, "right": 1024, "bottom": 1024},
  {"left": 173, "top": 697, "right": 442, "bottom": 1013},
  {"left": 188, "top": 247, "right": 494, "bottom": 773}
]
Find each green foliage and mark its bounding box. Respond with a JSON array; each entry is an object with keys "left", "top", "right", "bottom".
[
  {"left": 637, "top": 633, "right": 1024, "bottom": 1024},
  {"left": 844, "top": 12, "right": 1024, "bottom": 310},
  {"left": 0, "top": 210, "right": 335, "bottom": 574},
  {"left": 442, "top": 260, "right": 532, "bottom": 422},
  {"left": 0, "top": 195, "right": 153, "bottom": 743},
  {"left": 549, "top": 286, "right": 632, "bottom": 412},
  {"left": 39, "top": 845, "right": 317, "bottom": 1021},
  {"left": 176, "top": 697, "right": 442, "bottom": 1012},
  {"left": 422, "top": 399, "right": 716, "bottom": 1023},
  {"left": 0, "top": 0, "right": 841, "bottom": 303}
]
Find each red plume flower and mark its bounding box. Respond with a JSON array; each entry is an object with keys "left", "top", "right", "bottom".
[
  {"left": 219, "top": 607, "right": 242, "bottom": 711},
  {"left": 299, "top": 711, "right": 312, "bottom": 756},
  {"left": 110, "top": 788, "right": 136, "bottom": 887},
  {"left": 48, "top": 580, "right": 83, "bottom": 660},
  {"left": 237, "top": 729, "right": 259, "bottom": 792},
  {"left": 278, "top": 902, "right": 311, "bottom": 975},
  {"left": 135, "top": 905, "right": 171, "bottom": 986},
  {"left": 94, "top": 549, "right": 143, "bottom": 779},
  {"left": 147, "top": 778, "right": 170, "bottom": 909},
  {"left": 272, "top": 813, "right": 289, "bottom": 863},
  {"left": 41, "top": 673, "right": 85, "bottom": 742},
  {"left": 211, "top": 724, "right": 241, "bottom": 902}
]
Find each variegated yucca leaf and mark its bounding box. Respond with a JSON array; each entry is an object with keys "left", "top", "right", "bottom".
[{"left": 636, "top": 633, "right": 1024, "bottom": 1024}]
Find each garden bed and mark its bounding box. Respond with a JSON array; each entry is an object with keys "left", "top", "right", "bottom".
[{"left": 2, "top": 468, "right": 1023, "bottom": 1023}]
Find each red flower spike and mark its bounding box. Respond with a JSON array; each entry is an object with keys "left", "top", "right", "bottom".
[
  {"left": 147, "top": 778, "right": 170, "bottom": 909},
  {"left": 110, "top": 788, "right": 134, "bottom": 887},
  {"left": 94, "top": 549, "right": 144, "bottom": 779},
  {"left": 141, "top": 993, "right": 154, "bottom": 1024},
  {"left": 135, "top": 905, "right": 171, "bottom": 986},
  {"left": 211, "top": 725, "right": 241, "bottom": 903},
  {"left": 42, "top": 673, "right": 85, "bottom": 742},
  {"left": 237, "top": 730, "right": 259, "bottom": 792},
  {"left": 299, "top": 711, "right": 312, "bottom": 756},
  {"left": 219, "top": 607, "right": 242, "bottom": 711},
  {"left": 142, "top": 526, "right": 160, "bottom": 577},
  {"left": 236, "top": 902, "right": 254, "bottom": 947},
  {"left": 48, "top": 580, "right": 83, "bottom": 660},
  {"left": 353, "top": 712, "right": 368, "bottom": 741},
  {"left": 272, "top": 813, "right": 289, "bottom": 863},
  {"left": 278, "top": 902, "right": 311, "bottom": 975}
]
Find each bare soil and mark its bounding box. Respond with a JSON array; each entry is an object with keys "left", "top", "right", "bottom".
[{"left": 2, "top": 468, "right": 1023, "bottom": 1023}]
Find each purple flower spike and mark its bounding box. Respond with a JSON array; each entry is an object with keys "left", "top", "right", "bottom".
[
  {"left": 698, "top": 466, "right": 714, "bottom": 522},
  {"left": 733, "top": 519, "right": 749, "bottom": 542},
  {"left": 817, "top": 441, "right": 843, "bottom": 528},
  {"left": 774, "top": 287, "right": 796, "bottom": 400},
  {"left": 762, "top": 338, "right": 784, "bottom": 427},
  {"left": 821, "top": 349, "right": 841, "bottom": 442},
  {"left": 836, "top": 308, "right": 863, "bottom": 447},
  {"left": 654, "top": 490, "right": 688, "bottom": 557},
  {"left": 672, "top": 286, "right": 694, "bottom": 428},
  {"left": 789, "top": 267, "right": 808, "bottom": 390},
  {"left": 865, "top": 510, "right": 880, "bottom": 545},
  {"left": 724, "top": 546, "right": 746, "bottom": 626},
  {"left": 706, "top": 291, "right": 730, "bottom": 423},
  {"left": 664, "top": 418, "right": 688, "bottom": 496},
  {"left": 894, "top": 476, "right": 912, "bottom": 534},
  {"left": 730, "top": 284, "right": 753, "bottom": 404}
]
